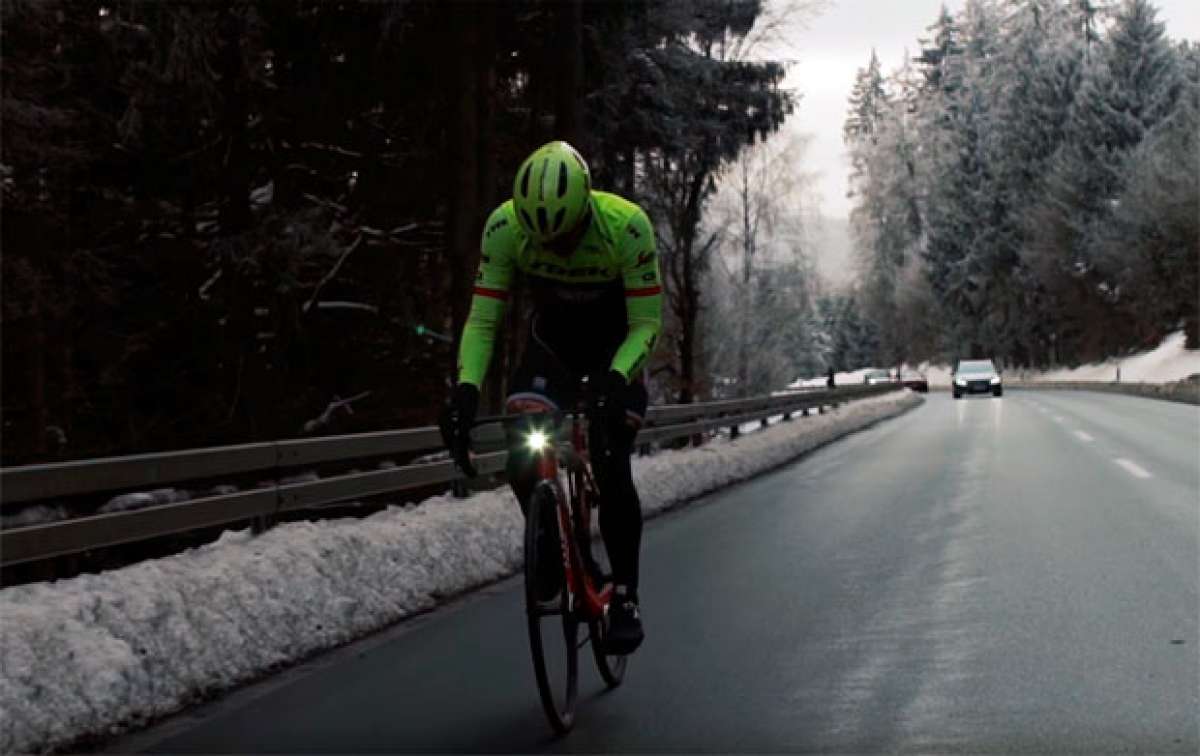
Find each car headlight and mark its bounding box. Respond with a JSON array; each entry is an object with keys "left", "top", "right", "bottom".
[
  {"left": 954, "top": 377, "right": 966, "bottom": 386},
  {"left": 526, "top": 429, "right": 549, "bottom": 453},
  {"left": 990, "top": 376, "right": 1001, "bottom": 384}
]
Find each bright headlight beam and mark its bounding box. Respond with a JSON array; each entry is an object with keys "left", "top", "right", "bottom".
[{"left": 526, "top": 429, "right": 549, "bottom": 452}]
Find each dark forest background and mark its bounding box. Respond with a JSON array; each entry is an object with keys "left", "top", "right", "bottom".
[
  {"left": 1, "top": 0, "right": 798, "bottom": 465},
  {"left": 3, "top": 0, "right": 1196, "bottom": 468}
]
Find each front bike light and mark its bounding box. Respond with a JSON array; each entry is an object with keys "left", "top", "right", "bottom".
[{"left": 526, "top": 429, "right": 549, "bottom": 453}]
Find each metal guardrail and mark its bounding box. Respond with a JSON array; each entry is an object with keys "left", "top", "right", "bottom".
[
  {"left": 1006, "top": 379, "right": 1200, "bottom": 405},
  {"left": 0, "top": 385, "right": 896, "bottom": 566}
]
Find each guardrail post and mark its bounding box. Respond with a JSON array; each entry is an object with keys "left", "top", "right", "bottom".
[
  {"left": 253, "top": 442, "right": 283, "bottom": 535},
  {"left": 760, "top": 416, "right": 770, "bottom": 429},
  {"left": 729, "top": 420, "right": 740, "bottom": 440}
]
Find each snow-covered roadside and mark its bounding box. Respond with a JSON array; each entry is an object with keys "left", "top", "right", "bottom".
[
  {"left": 0, "top": 391, "right": 920, "bottom": 754},
  {"left": 1023, "top": 330, "right": 1200, "bottom": 384},
  {"left": 789, "top": 331, "right": 1200, "bottom": 390}
]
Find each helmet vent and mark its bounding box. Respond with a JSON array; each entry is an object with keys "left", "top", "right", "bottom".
[
  {"left": 536, "top": 207, "right": 548, "bottom": 234},
  {"left": 557, "top": 163, "right": 568, "bottom": 197},
  {"left": 553, "top": 207, "right": 566, "bottom": 232},
  {"left": 520, "top": 208, "right": 535, "bottom": 233},
  {"left": 519, "top": 164, "right": 531, "bottom": 198}
]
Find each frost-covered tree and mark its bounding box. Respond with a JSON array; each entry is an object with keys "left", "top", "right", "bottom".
[
  {"left": 840, "top": 0, "right": 1192, "bottom": 369},
  {"left": 704, "top": 131, "right": 818, "bottom": 395},
  {"left": 846, "top": 52, "right": 925, "bottom": 366},
  {"left": 917, "top": 0, "right": 1006, "bottom": 358},
  {"left": 916, "top": 5, "right": 966, "bottom": 94},
  {"left": 844, "top": 49, "right": 889, "bottom": 185},
  {"left": 1034, "top": 0, "right": 1183, "bottom": 360},
  {"left": 1095, "top": 40, "right": 1200, "bottom": 347}
]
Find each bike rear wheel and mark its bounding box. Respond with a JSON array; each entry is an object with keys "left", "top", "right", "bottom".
[
  {"left": 590, "top": 614, "right": 629, "bottom": 688},
  {"left": 525, "top": 481, "right": 578, "bottom": 734},
  {"left": 579, "top": 518, "right": 629, "bottom": 689}
]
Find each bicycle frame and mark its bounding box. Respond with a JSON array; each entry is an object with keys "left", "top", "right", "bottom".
[{"left": 531, "top": 410, "right": 612, "bottom": 621}]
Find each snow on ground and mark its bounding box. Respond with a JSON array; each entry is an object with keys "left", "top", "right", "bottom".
[
  {"left": 0, "top": 391, "right": 920, "bottom": 754},
  {"left": 1023, "top": 330, "right": 1200, "bottom": 384},
  {"left": 791, "top": 331, "right": 1199, "bottom": 390},
  {"left": 788, "top": 367, "right": 881, "bottom": 389}
]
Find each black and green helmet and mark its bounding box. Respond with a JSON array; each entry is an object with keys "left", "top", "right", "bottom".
[{"left": 512, "top": 141, "right": 592, "bottom": 242}]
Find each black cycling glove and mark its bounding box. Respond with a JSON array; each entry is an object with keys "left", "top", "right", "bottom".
[{"left": 439, "top": 383, "right": 480, "bottom": 478}]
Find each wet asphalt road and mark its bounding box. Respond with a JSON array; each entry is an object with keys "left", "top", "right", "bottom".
[{"left": 120, "top": 391, "right": 1199, "bottom": 753}]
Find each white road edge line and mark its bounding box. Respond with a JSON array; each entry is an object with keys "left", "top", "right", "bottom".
[
  {"left": 1113, "top": 458, "right": 1152, "bottom": 479},
  {"left": 1073, "top": 430, "right": 1094, "bottom": 443}
]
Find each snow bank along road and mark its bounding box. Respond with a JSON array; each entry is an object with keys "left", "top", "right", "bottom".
[
  {"left": 111, "top": 390, "right": 1198, "bottom": 754},
  {"left": 0, "top": 391, "right": 920, "bottom": 754}
]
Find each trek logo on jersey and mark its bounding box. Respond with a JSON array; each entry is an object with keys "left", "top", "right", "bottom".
[
  {"left": 627, "top": 223, "right": 642, "bottom": 240},
  {"left": 528, "top": 260, "right": 613, "bottom": 278}
]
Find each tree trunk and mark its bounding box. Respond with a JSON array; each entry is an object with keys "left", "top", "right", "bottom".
[
  {"left": 476, "top": 4, "right": 504, "bottom": 410},
  {"left": 1185, "top": 312, "right": 1199, "bottom": 350},
  {"left": 678, "top": 300, "right": 695, "bottom": 405},
  {"left": 448, "top": 12, "right": 480, "bottom": 339},
  {"left": 553, "top": 0, "right": 584, "bottom": 147},
  {"left": 673, "top": 161, "right": 712, "bottom": 404},
  {"left": 624, "top": 147, "right": 637, "bottom": 197},
  {"left": 218, "top": 7, "right": 251, "bottom": 234},
  {"left": 29, "top": 277, "right": 48, "bottom": 458},
  {"left": 737, "top": 161, "right": 753, "bottom": 397}
]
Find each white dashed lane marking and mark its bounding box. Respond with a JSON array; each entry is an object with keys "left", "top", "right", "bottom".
[
  {"left": 1073, "top": 430, "right": 1094, "bottom": 443},
  {"left": 1113, "top": 458, "right": 1152, "bottom": 479}
]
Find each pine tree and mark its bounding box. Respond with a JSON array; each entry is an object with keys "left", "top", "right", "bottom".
[
  {"left": 915, "top": 5, "right": 965, "bottom": 94},
  {"left": 1034, "top": 0, "right": 1182, "bottom": 359},
  {"left": 844, "top": 50, "right": 888, "bottom": 144}
]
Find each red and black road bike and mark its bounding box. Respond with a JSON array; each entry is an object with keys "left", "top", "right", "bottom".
[{"left": 508, "top": 379, "right": 629, "bottom": 734}]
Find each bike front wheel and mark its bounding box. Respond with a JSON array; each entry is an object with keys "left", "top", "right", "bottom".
[{"left": 525, "top": 481, "right": 578, "bottom": 734}]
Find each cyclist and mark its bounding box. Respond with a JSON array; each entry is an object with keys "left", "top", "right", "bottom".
[{"left": 440, "top": 140, "right": 662, "bottom": 654}]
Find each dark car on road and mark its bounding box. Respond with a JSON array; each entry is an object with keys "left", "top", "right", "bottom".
[
  {"left": 899, "top": 369, "right": 929, "bottom": 393},
  {"left": 953, "top": 359, "right": 1003, "bottom": 398}
]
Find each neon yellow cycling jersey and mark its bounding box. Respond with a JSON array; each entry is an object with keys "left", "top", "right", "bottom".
[{"left": 457, "top": 191, "right": 663, "bottom": 387}]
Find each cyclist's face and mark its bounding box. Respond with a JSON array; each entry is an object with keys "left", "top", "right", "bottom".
[{"left": 544, "top": 208, "right": 592, "bottom": 257}]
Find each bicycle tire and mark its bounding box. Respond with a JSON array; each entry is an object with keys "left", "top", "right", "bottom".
[
  {"left": 579, "top": 509, "right": 628, "bottom": 688},
  {"left": 590, "top": 614, "right": 629, "bottom": 688},
  {"left": 525, "top": 481, "right": 578, "bottom": 734}
]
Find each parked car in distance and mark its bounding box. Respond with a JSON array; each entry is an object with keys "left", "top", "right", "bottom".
[
  {"left": 864, "top": 369, "right": 893, "bottom": 385},
  {"left": 953, "top": 359, "right": 1003, "bottom": 398},
  {"left": 900, "top": 369, "right": 929, "bottom": 393}
]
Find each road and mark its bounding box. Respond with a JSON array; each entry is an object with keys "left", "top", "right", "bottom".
[{"left": 116, "top": 391, "right": 1199, "bottom": 753}]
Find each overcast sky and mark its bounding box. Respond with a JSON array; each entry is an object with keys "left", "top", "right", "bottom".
[{"left": 782, "top": 0, "right": 1200, "bottom": 221}]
